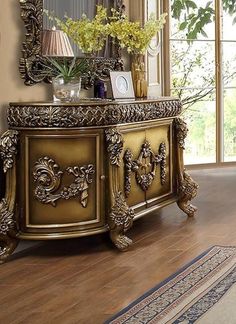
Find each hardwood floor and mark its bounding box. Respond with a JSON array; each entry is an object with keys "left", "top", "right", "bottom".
[{"left": 1, "top": 167, "right": 236, "bottom": 324}]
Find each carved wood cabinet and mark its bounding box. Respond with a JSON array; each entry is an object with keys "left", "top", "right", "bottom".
[{"left": 0, "top": 98, "right": 198, "bottom": 262}]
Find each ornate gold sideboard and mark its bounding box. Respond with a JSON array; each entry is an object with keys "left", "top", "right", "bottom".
[{"left": 0, "top": 98, "right": 198, "bottom": 263}]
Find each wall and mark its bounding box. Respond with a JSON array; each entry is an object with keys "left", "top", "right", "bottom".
[
  {"left": 0, "top": 1, "right": 53, "bottom": 131},
  {"left": 0, "top": 1, "right": 130, "bottom": 132}
]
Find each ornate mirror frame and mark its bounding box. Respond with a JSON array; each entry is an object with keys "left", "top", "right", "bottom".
[{"left": 19, "top": 0, "right": 125, "bottom": 87}]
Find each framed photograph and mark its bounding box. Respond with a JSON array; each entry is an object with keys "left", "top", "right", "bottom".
[{"left": 110, "top": 71, "right": 135, "bottom": 100}]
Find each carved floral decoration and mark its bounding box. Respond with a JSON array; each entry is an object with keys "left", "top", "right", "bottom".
[
  {"left": 124, "top": 141, "right": 167, "bottom": 196},
  {"left": 33, "top": 157, "right": 95, "bottom": 207},
  {"left": 0, "top": 130, "right": 19, "bottom": 173},
  {"left": 105, "top": 128, "right": 124, "bottom": 166}
]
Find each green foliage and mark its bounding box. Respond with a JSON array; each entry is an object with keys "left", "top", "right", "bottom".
[
  {"left": 45, "top": 57, "right": 89, "bottom": 83},
  {"left": 171, "top": 0, "right": 236, "bottom": 109},
  {"left": 45, "top": 6, "right": 167, "bottom": 56},
  {"left": 222, "top": 0, "right": 236, "bottom": 17},
  {"left": 45, "top": 6, "right": 109, "bottom": 54},
  {"left": 171, "top": 0, "right": 236, "bottom": 40},
  {"left": 171, "top": 0, "right": 236, "bottom": 162},
  {"left": 109, "top": 11, "right": 167, "bottom": 54},
  {"left": 172, "top": 0, "right": 214, "bottom": 41}
]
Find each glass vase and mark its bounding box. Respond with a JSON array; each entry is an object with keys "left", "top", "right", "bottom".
[
  {"left": 131, "top": 54, "right": 148, "bottom": 98},
  {"left": 52, "top": 76, "right": 81, "bottom": 102}
]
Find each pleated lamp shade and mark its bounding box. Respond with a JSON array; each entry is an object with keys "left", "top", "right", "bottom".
[{"left": 41, "top": 29, "right": 74, "bottom": 57}]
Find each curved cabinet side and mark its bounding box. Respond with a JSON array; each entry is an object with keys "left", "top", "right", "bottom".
[
  {"left": 0, "top": 130, "right": 19, "bottom": 263},
  {"left": 105, "top": 128, "right": 134, "bottom": 251},
  {"left": 174, "top": 118, "right": 199, "bottom": 217}
]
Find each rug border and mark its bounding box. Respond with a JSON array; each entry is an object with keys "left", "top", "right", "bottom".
[{"left": 104, "top": 245, "right": 235, "bottom": 323}]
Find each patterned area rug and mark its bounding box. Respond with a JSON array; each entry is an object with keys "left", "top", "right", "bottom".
[{"left": 106, "top": 246, "right": 236, "bottom": 323}]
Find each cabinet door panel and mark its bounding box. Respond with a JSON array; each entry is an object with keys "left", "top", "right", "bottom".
[
  {"left": 19, "top": 130, "right": 104, "bottom": 234},
  {"left": 120, "top": 120, "right": 174, "bottom": 213},
  {"left": 145, "top": 121, "right": 173, "bottom": 204},
  {"left": 121, "top": 128, "right": 146, "bottom": 209}
]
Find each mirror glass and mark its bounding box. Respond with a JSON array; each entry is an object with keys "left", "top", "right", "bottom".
[
  {"left": 19, "top": 0, "right": 123, "bottom": 86},
  {"left": 43, "top": 0, "right": 112, "bottom": 57}
]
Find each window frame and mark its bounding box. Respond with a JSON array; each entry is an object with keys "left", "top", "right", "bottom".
[{"left": 162, "top": 0, "right": 236, "bottom": 168}]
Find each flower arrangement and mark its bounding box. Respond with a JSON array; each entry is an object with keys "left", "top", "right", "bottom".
[
  {"left": 44, "top": 6, "right": 167, "bottom": 98},
  {"left": 45, "top": 6, "right": 167, "bottom": 55},
  {"left": 45, "top": 6, "right": 109, "bottom": 55},
  {"left": 109, "top": 10, "right": 167, "bottom": 54},
  {"left": 109, "top": 10, "right": 167, "bottom": 98}
]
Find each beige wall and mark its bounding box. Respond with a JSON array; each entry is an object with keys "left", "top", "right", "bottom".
[
  {"left": 0, "top": 0, "right": 130, "bottom": 132},
  {"left": 0, "top": 1, "right": 52, "bottom": 131}
]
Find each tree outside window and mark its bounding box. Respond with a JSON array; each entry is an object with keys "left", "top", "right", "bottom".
[{"left": 170, "top": 0, "right": 236, "bottom": 164}]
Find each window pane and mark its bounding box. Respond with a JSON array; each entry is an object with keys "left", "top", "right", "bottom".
[
  {"left": 181, "top": 91, "right": 216, "bottom": 165},
  {"left": 171, "top": 41, "right": 215, "bottom": 88},
  {"left": 224, "top": 88, "right": 236, "bottom": 162},
  {"left": 222, "top": 10, "right": 236, "bottom": 41},
  {"left": 222, "top": 42, "right": 236, "bottom": 88},
  {"left": 170, "top": 0, "right": 215, "bottom": 40},
  {"left": 170, "top": 41, "right": 215, "bottom": 90}
]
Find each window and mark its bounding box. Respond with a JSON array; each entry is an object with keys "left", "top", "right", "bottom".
[{"left": 166, "top": 0, "right": 236, "bottom": 165}]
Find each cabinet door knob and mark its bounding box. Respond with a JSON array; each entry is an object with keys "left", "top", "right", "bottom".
[{"left": 100, "top": 175, "right": 106, "bottom": 181}]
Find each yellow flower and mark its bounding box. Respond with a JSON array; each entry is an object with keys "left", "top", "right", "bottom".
[
  {"left": 53, "top": 5, "right": 109, "bottom": 54},
  {"left": 45, "top": 6, "right": 167, "bottom": 55},
  {"left": 109, "top": 11, "right": 167, "bottom": 54}
]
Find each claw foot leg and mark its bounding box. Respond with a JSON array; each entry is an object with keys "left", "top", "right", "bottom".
[
  {"left": 177, "top": 200, "right": 197, "bottom": 218},
  {"left": 177, "top": 171, "right": 199, "bottom": 218},
  {"left": 110, "top": 230, "right": 133, "bottom": 251},
  {"left": 0, "top": 234, "right": 18, "bottom": 264},
  {"left": 108, "top": 191, "right": 134, "bottom": 251}
]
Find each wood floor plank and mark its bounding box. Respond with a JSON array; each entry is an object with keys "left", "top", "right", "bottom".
[{"left": 1, "top": 167, "right": 236, "bottom": 323}]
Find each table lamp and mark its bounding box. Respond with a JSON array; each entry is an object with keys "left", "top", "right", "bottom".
[{"left": 41, "top": 27, "right": 74, "bottom": 57}]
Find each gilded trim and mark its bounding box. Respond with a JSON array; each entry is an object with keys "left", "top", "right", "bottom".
[
  {"left": 33, "top": 157, "right": 95, "bottom": 208},
  {"left": 105, "top": 128, "right": 124, "bottom": 166},
  {"left": 174, "top": 118, "right": 199, "bottom": 217},
  {"left": 177, "top": 170, "right": 199, "bottom": 217},
  {"left": 174, "top": 117, "right": 188, "bottom": 149},
  {"left": 124, "top": 141, "right": 167, "bottom": 197},
  {"left": 106, "top": 127, "right": 134, "bottom": 250},
  {"left": 25, "top": 133, "right": 103, "bottom": 229},
  {"left": 0, "top": 130, "right": 19, "bottom": 263},
  {"left": 0, "top": 130, "right": 19, "bottom": 173},
  {"left": 0, "top": 199, "right": 15, "bottom": 236},
  {"left": 8, "top": 100, "right": 182, "bottom": 128},
  {"left": 109, "top": 191, "right": 134, "bottom": 250},
  {"left": 18, "top": 226, "right": 109, "bottom": 240}
]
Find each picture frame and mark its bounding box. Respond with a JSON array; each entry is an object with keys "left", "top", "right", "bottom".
[{"left": 110, "top": 71, "right": 135, "bottom": 100}]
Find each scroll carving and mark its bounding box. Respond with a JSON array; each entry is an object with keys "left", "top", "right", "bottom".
[
  {"left": 0, "top": 198, "right": 17, "bottom": 263},
  {"left": 109, "top": 191, "right": 134, "bottom": 251},
  {"left": 33, "top": 157, "right": 95, "bottom": 208},
  {"left": 105, "top": 128, "right": 124, "bottom": 166},
  {"left": 19, "top": 0, "right": 46, "bottom": 85},
  {"left": 175, "top": 117, "right": 188, "bottom": 149},
  {"left": 8, "top": 100, "right": 182, "bottom": 128},
  {"left": 174, "top": 117, "right": 199, "bottom": 217},
  {"left": 0, "top": 130, "right": 19, "bottom": 173},
  {"left": 0, "top": 200, "right": 15, "bottom": 235},
  {"left": 177, "top": 171, "right": 199, "bottom": 217},
  {"left": 124, "top": 141, "right": 166, "bottom": 197},
  {"left": 0, "top": 130, "right": 19, "bottom": 263},
  {"left": 105, "top": 128, "right": 134, "bottom": 250}
]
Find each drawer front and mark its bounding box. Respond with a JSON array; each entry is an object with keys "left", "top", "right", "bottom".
[{"left": 18, "top": 130, "right": 105, "bottom": 234}]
